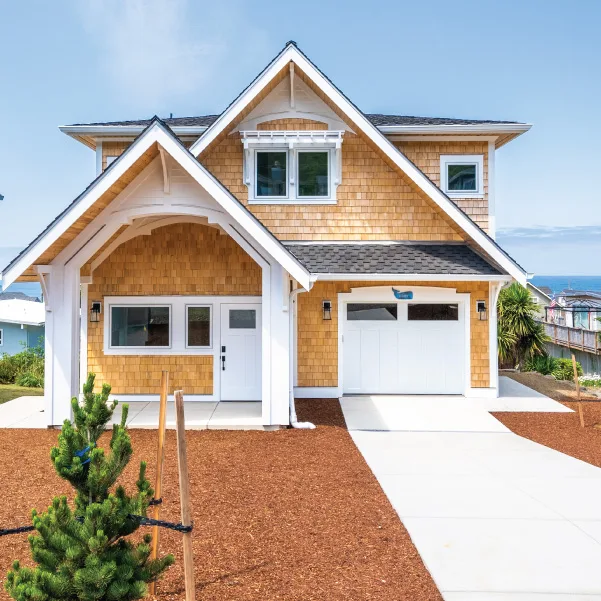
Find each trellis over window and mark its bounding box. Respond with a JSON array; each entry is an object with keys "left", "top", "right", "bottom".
[{"left": 240, "top": 130, "right": 344, "bottom": 203}]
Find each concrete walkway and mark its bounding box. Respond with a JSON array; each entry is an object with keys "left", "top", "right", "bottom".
[
  {"left": 342, "top": 377, "right": 601, "bottom": 600},
  {"left": 0, "top": 396, "right": 265, "bottom": 429}
]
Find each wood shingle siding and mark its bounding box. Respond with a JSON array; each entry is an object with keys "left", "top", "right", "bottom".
[
  {"left": 202, "top": 128, "right": 464, "bottom": 241},
  {"left": 396, "top": 140, "right": 489, "bottom": 230},
  {"left": 296, "top": 280, "right": 491, "bottom": 389},
  {"left": 87, "top": 222, "right": 261, "bottom": 394}
]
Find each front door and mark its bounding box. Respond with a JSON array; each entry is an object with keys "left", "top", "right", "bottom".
[{"left": 220, "top": 303, "right": 262, "bottom": 400}]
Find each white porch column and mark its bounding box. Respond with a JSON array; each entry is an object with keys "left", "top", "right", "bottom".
[
  {"left": 489, "top": 281, "right": 502, "bottom": 397},
  {"left": 262, "top": 263, "right": 291, "bottom": 426},
  {"left": 45, "top": 264, "right": 81, "bottom": 426}
]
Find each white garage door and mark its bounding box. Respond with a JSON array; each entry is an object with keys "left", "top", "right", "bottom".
[{"left": 343, "top": 301, "right": 466, "bottom": 394}]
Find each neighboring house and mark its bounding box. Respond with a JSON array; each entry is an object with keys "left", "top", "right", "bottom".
[
  {"left": 0, "top": 298, "right": 45, "bottom": 355},
  {"left": 0, "top": 41, "right": 531, "bottom": 427},
  {"left": 546, "top": 290, "right": 601, "bottom": 331},
  {"left": 528, "top": 283, "right": 552, "bottom": 320}
]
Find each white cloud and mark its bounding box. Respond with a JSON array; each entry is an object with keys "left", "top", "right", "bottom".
[{"left": 78, "top": 0, "right": 229, "bottom": 108}]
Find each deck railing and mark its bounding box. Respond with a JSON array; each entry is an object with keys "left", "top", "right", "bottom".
[{"left": 542, "top": 322, "right": 601, "bottom": 354}]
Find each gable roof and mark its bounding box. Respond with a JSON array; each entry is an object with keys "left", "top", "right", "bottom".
[
  {"left": 1, "top": 117, "right": 312, "bottom": 289},
  {"left": 188, "top": 41, "right": 528, "bottom": 285}
]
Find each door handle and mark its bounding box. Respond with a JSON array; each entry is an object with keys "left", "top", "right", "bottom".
[{"left": 221, "top": 355, "right": 226, "bottom": 371}]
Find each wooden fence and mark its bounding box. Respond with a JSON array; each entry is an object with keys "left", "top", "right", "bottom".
[{"left": 542, "top": 322, "right": 601, "bottom": 354}]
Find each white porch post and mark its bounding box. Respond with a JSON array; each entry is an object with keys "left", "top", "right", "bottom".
[
  {"left": 45, "top": 264, "right": 81, "bottom": 426},
  {"left": 489, "top": 281, "right": 501, "bottom": 397},
  {"left": 262, "top": 263, "right": 291, "bottom": 426}
]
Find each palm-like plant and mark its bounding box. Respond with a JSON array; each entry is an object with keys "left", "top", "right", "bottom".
[{"left": 498, "top": 282, "right": 549, "bottom": 368}]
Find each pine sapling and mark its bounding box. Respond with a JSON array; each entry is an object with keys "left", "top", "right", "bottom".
[{"left": 5, "top": 373, "right": 175, "bottom": 601}]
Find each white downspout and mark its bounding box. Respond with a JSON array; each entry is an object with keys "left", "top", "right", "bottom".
[{"left": 289, "top": 286, "right": 316, "bottom": 429}]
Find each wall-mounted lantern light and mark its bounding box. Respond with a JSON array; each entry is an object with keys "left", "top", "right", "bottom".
[
  {"left": 90, "top": 301, "right": 102, "bottom": 323},
  {"left": 476, "top": 300, "right": 488, "bottom": 321},
  {"left": 322, "top": 300, "right": 332, "bottom": 321}
]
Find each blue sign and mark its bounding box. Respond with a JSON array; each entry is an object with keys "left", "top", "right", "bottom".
[{"left": 392, "top": 288, "right": 413, "bottom": 300}]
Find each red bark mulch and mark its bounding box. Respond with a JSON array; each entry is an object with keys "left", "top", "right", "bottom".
[{"left": 0, "top": 399, "right": 441, "bottom": 601}]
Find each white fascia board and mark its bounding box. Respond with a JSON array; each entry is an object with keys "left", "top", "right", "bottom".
[
  {"left": 378, "top": 123, "right": 532, "bottom": 135},
  {"left": 3, "top": 120, "right": 312, "bottom": 290},
  {"left": 312, "top": 273, "right": 513, "bottom": 282},
  {"left": 188, "top": 45, "right": 528, "bottom": 286},
  {"left": 0, "top": 318, "right": 44, "bottom": 326},
  {"left": 59, "top": 125, "right": 209, "bottom": 137}
]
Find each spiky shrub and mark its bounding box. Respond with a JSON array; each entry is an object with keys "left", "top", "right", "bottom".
[{"left": 5, "top": 373, "right": 174, "bottom": 601}]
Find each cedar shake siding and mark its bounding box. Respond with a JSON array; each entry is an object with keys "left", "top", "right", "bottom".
[{"left": 87, "top": 223, "right": 261, "bottom": 395}]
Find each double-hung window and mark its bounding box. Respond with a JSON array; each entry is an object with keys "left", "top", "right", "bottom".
[{"left": 440, "top": 155, "right": 484, "bottom": 198}]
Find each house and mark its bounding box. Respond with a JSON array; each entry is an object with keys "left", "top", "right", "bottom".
[
  {"left": 0, "top": 297, "right": 45, "bottom": 355},
  {"left": 527, "top": 283, "right": 552, "bottom": 320},
  {"left": 546, "top": 290, "right": 601, "bottom": 331},
  {"left": 0, "top": 41, "right": 531, "bottom": 427}
]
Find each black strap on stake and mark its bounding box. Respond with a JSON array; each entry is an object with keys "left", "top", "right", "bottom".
[{"left": 0, "top": 525, "right": 35, "bottom": 537}]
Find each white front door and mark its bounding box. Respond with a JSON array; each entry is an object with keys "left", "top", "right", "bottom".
[{"left": 220, "top": 303, "right": 262, "bottom": 401}]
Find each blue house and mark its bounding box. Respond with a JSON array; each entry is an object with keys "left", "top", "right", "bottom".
[{"left": 0, "top": 296, "right": 45, "bottom": 355}]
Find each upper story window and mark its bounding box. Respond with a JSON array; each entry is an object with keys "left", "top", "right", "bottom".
[
  {"left": 242, "top": 130, "right": 343, "bottom": 204},
  {"left": 440, "top": 155, "right": 484, "bottom": 198}
]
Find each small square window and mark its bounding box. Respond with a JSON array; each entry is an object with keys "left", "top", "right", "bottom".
[
  {"left": 440, "top": 155, "right": 483, "bottom": 196},
  {"left": 298, "top": 151, "right": 329, "bottom": 197},
  {"left": 447, "top": 164, "right": 477, "bottom": 191},
  {"left": 229, "top": 309, "right": 257, "bottom": 329},
  {"left": 256, "top": 151, "right": 287, "bottom": 197},
  {"left": 187, "top": 306, "right": 211, "bottom": 347}
]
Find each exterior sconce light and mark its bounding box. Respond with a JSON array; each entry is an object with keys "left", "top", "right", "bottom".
[
  {"left": 90, "top": 301, "right": 102, "bottom": 323},
  {"left": 322, "top": 300, "right": 332, "bottom": 320},
  {"left": 477, "top": 300, "right": 488, "bottom": 321}
]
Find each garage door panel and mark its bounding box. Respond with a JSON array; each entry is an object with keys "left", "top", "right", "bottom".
[{"left": 342, "top": 298, "right": 466, "bottom": 395}]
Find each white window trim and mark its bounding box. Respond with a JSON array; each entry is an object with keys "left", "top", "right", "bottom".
[
  {"left": 103, "top": 295, "right": 260, "bottom": 356},
  {"left": 185, "top": 304, "right": 213, "bottom": 349},
  {"left": 440, "top": 154, "right": 484, "bottom": 198},
  {"left": 108, "top": 304, "right": 172, "bottom": 351},
  {"left": 242, "top": 131, "right": 342, "bottom": 204}
]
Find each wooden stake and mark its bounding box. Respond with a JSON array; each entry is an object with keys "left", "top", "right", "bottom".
[
  {"left": 175, "top": 390, "right": 195, "bottom": 601},
  {"left": 149, "top": 370, "right": 169, "bottom": 596},
  {"left": 572, "top": 353, "right": 585, "bottom": 428}
]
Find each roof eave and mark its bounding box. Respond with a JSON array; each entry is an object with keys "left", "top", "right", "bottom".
[
  {"left": 378, "top": 123, "right": 532, "bottom": 135},
  {"left": 312, "top": 273, "right": 513, "bottom": 282}
]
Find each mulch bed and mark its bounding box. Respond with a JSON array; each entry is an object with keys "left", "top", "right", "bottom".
[
  {"left": 0, "top": 399, "right": 441, "bottom": 601},
  {"left": 493, "top": 389, "right": 601, "bottom": 470}
]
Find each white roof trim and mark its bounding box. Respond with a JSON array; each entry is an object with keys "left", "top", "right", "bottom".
[
  {"left": 59, "top": 125, "right": 210, "bottom": 136},
  {"left": 378, "top": 123, "right": 531, "bottom": 135},
  {"left": 189, "top": 44, "right": 527, "bottom": 285},
  {"left": 2, "top": 120, "right": 312, "bottom": 290},
  {"left": 313, "top": 273, "right": 513, "bottom": 282}
]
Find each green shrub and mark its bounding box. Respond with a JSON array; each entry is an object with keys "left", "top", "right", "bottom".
[
  {"left": 0, "top": 354, "right": 18, "bottom": 384},
  {"left": 523, "top": 355, "right": 557, "bottom": 375},
  {"left": 0, "top": 343, "right": 44, "bottom": 387},
  {"left": 15, "top": 372, "right": 44, "bottom": 388},
  {"left": 552, "top": 358, "right": 583, "bottom": 381}
]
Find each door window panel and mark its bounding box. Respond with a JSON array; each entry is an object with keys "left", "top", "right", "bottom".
[
  {"left": 229, "top": 309, "right": 257, "bottom": 329},
  {"left": 408, "top": 304, "right": 459, "bottom": 321},
  {"left": 347, "top": 303, "right": 398, "bottom": 321}
]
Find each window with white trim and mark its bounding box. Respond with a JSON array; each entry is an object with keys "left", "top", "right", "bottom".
[
  {"left": 110, "top": 306, "right": 171, "bottom": 349},
  {"left": 440, "top": 155, "right": 484, "bottom": 198},
  {"left": 186, "top": 305, "right": 212, "bottom": 348},
  {"left": 242, "top": 130, "right": 343, "bottom": 203}
]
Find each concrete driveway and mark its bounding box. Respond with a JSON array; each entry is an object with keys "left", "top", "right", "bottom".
[{"left": 342, "top": 377, "right": 601, "bottom": 600}]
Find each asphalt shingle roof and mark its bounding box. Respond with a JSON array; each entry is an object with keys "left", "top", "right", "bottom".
[
  {"left": 283, "top": 243, "right": 503, "bottom": 276},
  {"left": 70, "top": 114, "right": 522, "bottom": 128}
]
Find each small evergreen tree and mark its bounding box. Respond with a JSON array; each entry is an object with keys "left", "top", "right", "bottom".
[{"left": 5, "top": 374, "right": 174, "bottom": 601}]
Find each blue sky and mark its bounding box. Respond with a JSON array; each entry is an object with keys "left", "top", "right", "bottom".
[{"left": 1, "top": 0, "right": 600, "bottom": 275}]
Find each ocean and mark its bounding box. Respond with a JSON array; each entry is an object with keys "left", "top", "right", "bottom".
[{"left": 530, "top": 276, "right": 601, "bottom": 294}]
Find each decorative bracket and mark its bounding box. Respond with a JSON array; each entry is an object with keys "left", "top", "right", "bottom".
[
  {"left": 34, "top": 265, "right": 52, "bottom": 312},
  {"left": 158, "top": 146, "right": 171, "bottom": 194}
]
